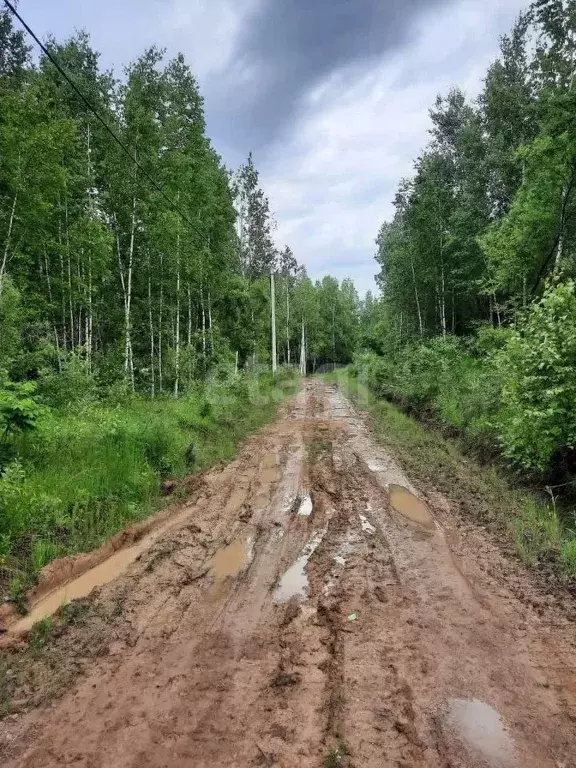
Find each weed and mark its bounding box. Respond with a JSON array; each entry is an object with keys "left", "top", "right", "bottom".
[
  {"left": 28, "top": 617, "right": 55, "bottom": 651},
  {"left": 324, "top": 742, "right": 350, "bottom": 768},
  {"left": 324, "top": 749, "right": 340, "bottom": 768},
  {"left": 9, "top": 574, "right": 28, "bottom": 615},
  {"left": 560, "top": 538, "right": 576, "bottom": 579}
]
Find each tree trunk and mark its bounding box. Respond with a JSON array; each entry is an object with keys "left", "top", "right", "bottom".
[
  {"left": 0, "top": 191, "right": 17, "bottom": 297},
  {"left": 187, "top": 283, "right": 193, "bottom": 387},
  {"left": 300, "top": 320, "right": 306, "bottom": 376},
  {"left": 208, "top": 291, "right": 214, "bottom": 357},
  {"left": 409, "top": 251, "right": 423, "bottom": 337},
  {"left": 200, "top": 280, "right": 206, "bottom": 368},
  {"left": 148, "top": 254, "right": 155, "bottom": 399},
  {"left": 174, "top": 225, "right": 181, "bottom": 398},
  {"left": 158, "top": 251, "right": 164, "bottom": 393},
  {"left": 331, "top": 304, "right": 336, "bottom": 363},
  {"left": 65, "top": 196, "right": 75, "bottom": 352},
  {"left": 87, "top": 253, "right": 93, "bottom": 373},
  {"left": 116, "top": 201, "right": 135, "bottom": 390}
]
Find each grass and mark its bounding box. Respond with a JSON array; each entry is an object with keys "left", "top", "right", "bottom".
[
  {"left": 0, "top": 369, "right": 299, "bottom": 594},
  {"left": 327, "top": 370, "right": 576, "bottom": 582},
  {"left": 324, "top": 740, "right": 351, "bottom": 767}
]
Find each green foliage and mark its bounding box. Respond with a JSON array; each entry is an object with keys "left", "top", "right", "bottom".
[
  {"left": 355, "top": 335, "right": 502, "bottom": 451},
  {"left": 0, "top": 378, "right": 44, "bottom": 439},
  {"left": 494, "top": 281, "right": 576, "bottom": 472},
  {"left": 0, "top": 370, "right": 297, "bottom": 591}
]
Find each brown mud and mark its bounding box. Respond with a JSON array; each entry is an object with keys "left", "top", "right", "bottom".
[{"left": 1, "top": 379, "right": 575, "bottom": 767}]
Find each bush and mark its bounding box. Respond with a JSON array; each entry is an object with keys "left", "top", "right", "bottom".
[
  {"left": 495, "top": 281, "right": 576, "bottom": 473},
  {"left": 355, "top": 336, "right": 502, "bottom": 450}
]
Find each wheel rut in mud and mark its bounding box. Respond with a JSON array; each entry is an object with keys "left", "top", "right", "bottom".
[{"left": 1, "top": 379, "right": 576, "bottom": 768}]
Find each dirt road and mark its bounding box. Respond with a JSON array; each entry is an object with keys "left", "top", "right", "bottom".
[{"left": 1, "top": 379, "right": 576, "bottom": 767}]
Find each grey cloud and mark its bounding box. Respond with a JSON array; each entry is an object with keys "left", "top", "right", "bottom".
[{"left": 208, "top": 0, "right": 451, "bottom": 153}]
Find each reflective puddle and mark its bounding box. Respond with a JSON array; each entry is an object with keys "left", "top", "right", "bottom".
[
  {"left": 298, "top": 494, "right": 313, "bottom": 517},
  {"left": 273, "top": 527, "right": 327, "bottom": 604},
  {"left": 12, "top": 543, "right": 151, "bottom": 634},
  {"left": 389, "top": 485, "right": 435, "bottom": 529},
  {"left": 211, "top": 535, "right": 254, "bottom": 581},
  {"left": 445, "top": 698, "right": 517, "bottom": 767},
  {"left": 9, "top": 505, "right": 197, "bottom": 635}
]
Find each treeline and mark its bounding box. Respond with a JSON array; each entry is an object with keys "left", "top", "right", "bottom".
[
  {"left": 0, "top": 10, "right": 358, "bottom": 401},
  {"left": 362, "top": 0, "right": 576, "bottom": 484},
  {"left": 376, "top": 0, "right": 576, "bottom": 335}
]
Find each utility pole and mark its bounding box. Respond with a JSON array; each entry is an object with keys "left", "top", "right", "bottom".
[
  {"left": 271, "top": 271, "right": 277, "bottom": 375},
  {"left": 300, "top": 320, "right": 306, "bottom": 376}
]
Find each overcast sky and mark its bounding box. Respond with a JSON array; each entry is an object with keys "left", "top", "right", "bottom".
[{"left": 20, "top": 0, "right": 527, "bottom": 294}]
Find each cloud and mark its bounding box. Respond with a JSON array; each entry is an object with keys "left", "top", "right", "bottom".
[
  {"left": 259, "top": 0, "right": 528, "bottom": 295},
  {"left": 212, "top": 0, "right": 450, "bottom": 150}
]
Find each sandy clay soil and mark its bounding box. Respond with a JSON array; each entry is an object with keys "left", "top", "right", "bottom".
[{"left": 1, "top": 379, "right": 576, "bottom": 767}]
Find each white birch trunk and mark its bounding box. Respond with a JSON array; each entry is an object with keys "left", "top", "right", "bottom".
[
  {"left": 158, "top": 251, "right": 164, "bottom": 393},
  {"left": 0, "top": 192, "right": 17, "bottom": 297},
  {"left": 410, "top": 252, "right": 423, "bottom": 336},
  {"left": 286, "top": 278, "right": 291, "bottom": 364},
  {"left": 200, "top": 280, "right": 206, "bottom": 365},
  {"left": 174, "top": 226, "right": 181, "bottom": 398},
  {"left": 208, "top": 291, "right": 214, "bottom": 357},
  {"left": 299, "top": 320, "right": 306, "bottom": 376}
]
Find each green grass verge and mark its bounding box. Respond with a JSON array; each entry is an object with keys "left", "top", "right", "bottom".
[
  {"left": 0, "top": 370, "right": 299, "bottom": 594},
  {"left": 327, "top": 370, "right": 576, "bottom": 582}
]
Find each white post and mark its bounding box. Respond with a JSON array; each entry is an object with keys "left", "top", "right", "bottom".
[
  {"left": 300, "top": 320, "right": 306, "bottom": 376},
  {"left": 271, "top": 271, "right": 277, "bottom": 375}
]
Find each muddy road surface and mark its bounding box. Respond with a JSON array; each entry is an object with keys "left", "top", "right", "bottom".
[{"left": 1, "top": 379, "right": 576, "bottom": 767}]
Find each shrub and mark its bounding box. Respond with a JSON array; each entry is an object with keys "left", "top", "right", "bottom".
[{"left": 495, "top": 281, "right": 576, "bottom": 473}]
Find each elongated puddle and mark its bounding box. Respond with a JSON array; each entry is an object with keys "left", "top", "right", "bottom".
[
  {"left": 12, "top": 540, "right": 157, "bottom": 635},
  {"left": 273, "top": 527, "right": 327, "bottom": 603},
  {"left": 445, "top": 698, "right": 517, "bottom": 767},
  {"left": 389, "top": 484, "right": 435, "bottom": 530},
  {"left": 210, "top": 535, "right": 254, "bottom": 580},
  {"left": 8, "top": 505, "right": 197, "bottom": 636}
]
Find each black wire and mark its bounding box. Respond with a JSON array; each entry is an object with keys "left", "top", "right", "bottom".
[{"left": 3, "top": 0, "right": 202, "bottom": 235}]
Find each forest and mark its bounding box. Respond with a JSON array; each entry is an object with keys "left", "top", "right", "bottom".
[
  {"left": 3, "top": 0, "right": 576, "bottom": 593},
  {"left": 0, "top": 8, "right": 358, "bottom": 594},
  {"left": 356, "top": 0, "right": 576, "bottom": 575}
]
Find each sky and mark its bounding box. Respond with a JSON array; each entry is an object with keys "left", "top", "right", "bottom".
[{"left": 18, "top": 0, "right": 528, "bottom": 295}]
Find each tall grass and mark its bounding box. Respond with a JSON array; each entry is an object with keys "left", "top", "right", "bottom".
[{"left": 0, "top": 369, "right": 298, "bottom": 590}]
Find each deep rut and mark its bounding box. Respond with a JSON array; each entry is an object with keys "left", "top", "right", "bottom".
[{"left": 1, "top": 379, "right": 576, "bottom": 768}]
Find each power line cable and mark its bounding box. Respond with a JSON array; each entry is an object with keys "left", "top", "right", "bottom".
[{"left": 3, "top": 0, "right": 202, "bottom": 235}]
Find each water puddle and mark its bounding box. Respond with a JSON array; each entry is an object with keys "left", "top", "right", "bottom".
[
  {"left": 298, "top": 494, "right": 313, "bottom": 517},
  {"left": 389, "top": 485, "right": 435, "bottom": 530},
  {"left": 211, "top": 535, "right": 254, "bottom": 581},
  {"left": 273, "top": 527, "right": 327, "bottom": 604},
  {"left": 10, "top": 506, "right": 196, "bottom": 634},
  {"left": 445, "top": 698, "right": 517, "bottom": 767}
]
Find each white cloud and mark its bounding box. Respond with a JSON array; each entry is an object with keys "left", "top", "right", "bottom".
[
  {"left": 161, "top": 0, "right": 262, "bottom": 81},
  {"left": 260, "top": 0, "right": 527, "bottom": 296}
]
